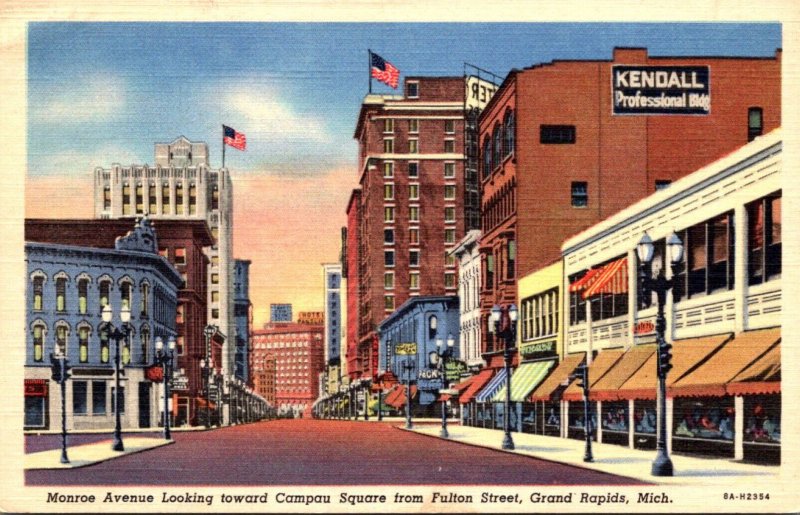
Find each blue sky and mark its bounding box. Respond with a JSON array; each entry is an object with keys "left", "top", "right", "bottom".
[{"left": 27, "top": 22, "right": 782, "bottom": 178}]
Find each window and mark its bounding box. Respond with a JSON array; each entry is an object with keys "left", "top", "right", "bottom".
[
  {"left": 79, "top": 326, "right": 89, "bottom": 363},
  {"left": 175, "top": 248, "right": 186, "bottom": 265},
  {"left": 135, "top": 183, "right": 144, "bottom": 214},
  {"left": 409, "top": 272, "right": 420, "bottom": 290},
  {"left": 507, "top": 240, "right": 516, "bottom": 279},
  {"left": 383, "top": 139, "right": 394, "bottom": 153},
  {"left": 748, "top": 107, "right": 763, "bottom": 142},
  {"left": 92, "top": 381, "right": 106, "bottom": 415},
  {"left": 384, "top": 228, "right": 394, "bottom": 244},
  {"left": 409, "top": 228, "right": 419, "bottom": 244},
  {"left": 445, "top": 228, "right": 456, "bottom": 243},
  {"left": 73, "top": 381, "right": 88, "bottom": 415},
  {"left": 671, "top": 212, "right": 736, "bottom": 301},
  {"left": 55, "top": 277, "right": 66, "bottom": 312},
  {"left": 383, "top": 118, "right": 394, "bottom": 133},
  {"left": 492, "top": 125, "right": 502, "bottom": 169},
  {"left": 175, "top": 183, "right": 184, "bottom": 214},
  {"left": 485, "top": 255, "right": 494, "bottom": 290},
  {"left": 540, "top": 125, "right": 576, "bottom": 144},
  {"left": 384, "top": 250, "right": 395, "bottom": 267},
  {"left": 25, "top": 396, "right": 45, "bottom": 428},
  {"left": 407, "top": 82, "right": 419, "bottom": 98},
  {"left": 120, "top": 281, "right": 132, "bottom": 311},
  {"left": 445, "top": 272, "right": 456, "bottom": 288},
  {"left": 148, "top": 184, "right": 157, "bottom": 213},
  {"left": 504, "top": 110, "right": 515, "bottom": 156},
  {"left": 188, "top": 183, "right": 197, "bottom": 215},
  {"left": 445, "top": 207, "right": 456, "bottom": 222},
  {"left": 655, "top": 180, "right": 672, "bottom": 191},
  {"left": 211, "top": 227, "right": 219, "bottom": 241},
  {"left": 99, "top": 279, "right": 110, "bottom": 309},
  {"left": 122, "top": 183, "right": 131, "bottom": 215},
  {"left": 176, "top": 304, "right": 184, "bottom": 324},
  {"left": 409, "top": 139, "right": 419, "bottom": 154},
  {"left": 444, "top": 162, "right": 455, "bottom": 179},
  {"left": 211, "top": 273, "right": 220, "bottom": 285},
  {"left": 162, "top": 183, "right": 171, "bottom": 213},
  {"left": 176, "top": 336, "right": 185, "bottom": 355},
  {"left": 32, "top": 275, "right": 43, "bottom": 311},
  {"left": 140, "top": 326, "right": 150, "bottom": 364},
  {"left": 103, "top": 186, "right": 111, "bottom": 210},
  {"left": 384, "top": 295, "right": 395, "bottom": 311},
  {"left": 409, "top": 206, "right": 419, "bottom": 222},
  {"left": 211, "top": 291, "right": 220, "bottom": 303},
  {"left": 383, "top": 162, "right": 394, "bottom": 178},
  {"left": 32, "top": 324, "right": 44, "bottom": 362},
  {"left": 747, "top": 193, "right": 781, "bottom": 285},
  {"left": 571, "top": 182, "right": 588, "bottom": 207},
  {"left": 409, "top": 184, "right": 419, "bottom": 200},
  {"left": 384, "top": 272, "right": 394, "bottom": 289},
  {"left": 111, "top": 386, "right": 125, "bottom": 414},
  {"left": 211, "top": 184, "right": 220, "bottom": 210},
  {"left": 444, "top": 185, "right": 456, "bottom": 200},
  {"left": 444, "top": 139, "right": 455, "bottom": 153},
  {"left": 212, "top": 308, "right": 219, "bottom": 319},
  {"left": 140, "top": 282, "right": 149, "bottom": 317},
  {"left": 76, "top": 278, "right": 88, "bottom": 314},
  {"left": 100, "top": 330, "right": 109, "bottom": 363},
  {"left": 409, "top": 250, "right": 420, "bottom": 267},
  {"left": 482, "top": 137, "right": 491, "bottom": 179},
  {"left": 408, "top": 162, "right": 418, "bottom": 178},
  {"left": 409, "top": 119, "right": 419, "bottom": 133},
  {"left": 444, "top": 119, "right": 455, "bottom": 134},
  {"left": 383, "top": 184, "right": 394, "bottom": 200},
  {"left": 211, "top": 255, "right": 219, "bottom": 266},
  {"left": 122, "top": 337, "right": 130, "bottom": 364},
  {"left": 445, "top": 252, "right": 456, "bottom": 267},
  {"left": 384, "top": 206, "right": 395, "bottom": 222}
]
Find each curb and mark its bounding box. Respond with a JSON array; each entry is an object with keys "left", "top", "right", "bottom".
[{"left": 26, "top": 439, "right": 176, "bottom": 471}]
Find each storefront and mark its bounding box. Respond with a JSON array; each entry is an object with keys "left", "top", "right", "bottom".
[
  {"left": 474, "top": 369, "right": 507, "bottom": 430},
  {"left": 491, "top": 360, "right": 555, "bottom": 434},
  {"left": 562, "top": 350, "right": 622, "bottom": 441},
  {"left": 24, "top": 379, "right": 49, "bottom": 430},
  {"left": 458, "top": 369, "right": 494, "bottom": 427},
  {"left": 529, "top": 354, "right": 584, "bottom": 437}
]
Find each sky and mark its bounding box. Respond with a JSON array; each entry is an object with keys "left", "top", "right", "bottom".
[{"left": 25, "top": 22, "right": 782, "bottom": 327}]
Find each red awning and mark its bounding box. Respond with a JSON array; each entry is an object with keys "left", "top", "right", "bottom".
[
  {"left": 458, "top": 369, "right": 495, "bottom": 404},
  {"left": 439, "top": 375, "right": 477, "bottom": 401},
  {"left": 196, "top": 397, "right": 217, "bottom": 409},
  {"left": 583, "top": 257, "right": 628, "bottom": 299},
  {"left": 590, "top": 345, "right": 655, "bottom": 401},
  {"left": 389, "top": 385, "right": 418, "bottom": 408},
  {"left": 562, "top": 350, "right": 623, "bottom": 402},
  {"left": 726, "top": 342, "right": 780, "bottom": 396},
  {"left": 569, "top": 267, "right": 604, "bottom": 293},
  {"left": 530, "top": 353, "right": 585, "bottom": 402},
  {"left": 383, "top": 385, "right": 403, "bottom": 406}
]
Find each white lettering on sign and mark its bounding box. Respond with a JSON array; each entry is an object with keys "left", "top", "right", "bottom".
[
  {"left": 612, "top": 65, "right": 710, "bottom": 115},
  {"left": 615, "top": 70, "right": 705, "bottom": 89}
]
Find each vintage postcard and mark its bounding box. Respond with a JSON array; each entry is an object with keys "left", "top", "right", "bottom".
[{"left": 1, "top": 2, "right": 799, "bottom": 513}]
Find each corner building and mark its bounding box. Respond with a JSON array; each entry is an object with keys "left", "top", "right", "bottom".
[
  {"left": 349, "top": 77, "right": 466, "bottom": 381},
  {"left": 478, "top": 47, "right": 781, "bottom": 358}
]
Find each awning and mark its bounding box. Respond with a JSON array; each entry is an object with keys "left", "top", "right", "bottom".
[
  {"left": 475, "top": 369, "right": 508, "bottom": 402},
  {"left": 590, "top": 345, "right": 656, "bottom": 401},
  {"left": 726, "top": 342, "right": 780, "bottom": 396},
  {"left": 530, "top": 353, "right": 586, "bottom": 402},
  {"left": 582, "top": 257, "right": 628, "bottom": 299},
  {"left": 616, "top": 333, "right": 732, "bottom": 400},
  {"left": 196, "top": 397, "right": 217, "bottom": 409},
  {"left": 388, "top": 385, "right": 418, "bottom": 408},
  {"left": 383, "top": 385, "right": 403, "bottom": 406},
  {"left": 569, "top": 267, "right": 604, "bottom": 293},
  {"left": 439, "top": 375, "right": 477, "bottom": 401},
  {"left": 562, "top": 350, "right": 624, "bottom": 402},
  {"left": 671, "top": 328, "right": 780, "bottom": 398},
  {"left": 459, "top": 369, "right": 495, "bottom": 404},
  {"left": 491, "top": 361, "right": 555, "bottom": 403}
]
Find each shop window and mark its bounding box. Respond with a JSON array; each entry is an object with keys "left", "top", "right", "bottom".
[
  {"left": 25, "top": 396, "right": 46, "bottom": 428},
  {"left": 32, "top": 324, "right": 45, "bottom": 362},
  {"left": 748, "top": 107, "right": 763, "bottom": 142},
  {"left": 633, "top": 402, "right": 657, "bottom": 438},
  {"left": 55, "top": 277, "right": 67, "bottom": 312},
  {"left": 540, "top": 125, "right": 576, "bottom": 144},
  {"left": 111, "top": 386, "right": 126, "bottom": 414},
  {"left": 744, "top": 395, "right": 781, "bottom": 444},
  {"left": 73, "top": 381, "right": 88, "bottom": 415},
  {"left": 571, "top": 182, "right": 588, "bottom": 208},
  {"left": 32, "top": 275, "right": 44, "bottom": 311},
  {"left": 601, "top": 401, "right": 629, "bottom": 434},
  {"left": 673, "top": 397, "right": 734, "bottom": 442},
  {"left": 79, "top": 326, "right": 89, "bottom": 363},
  {"left": 568, "top": 401, "right": 596, "bottom": 440},
  {"left": 92, "top": 381, "right": 106, "bottom": 415},
  {"left": 747, "top": 193, "right": 781, "bottom": 285}
]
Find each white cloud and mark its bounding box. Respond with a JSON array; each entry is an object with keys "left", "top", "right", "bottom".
[
  {"left": 34, "top": 77, "right": 127, "bottom": 123},
  {"left": 29, "top": 143, "right": 140, "bottom": 176}
]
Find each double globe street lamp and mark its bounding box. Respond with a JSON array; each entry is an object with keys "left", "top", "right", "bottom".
[
  {"left": 429, "top": 334, "right": 455, "bottom": 438},
  {"left": 154, "top": 336, "right": 176, "bottom": 440},
  {"left": 100, "top": 304, "right": 131, "bottom": 452},
  {"left": 636, "top": 231, "right": 683, "bottom": 477},
  {"left": 491, "top": 303, "right": 518, "bottom": 451}
]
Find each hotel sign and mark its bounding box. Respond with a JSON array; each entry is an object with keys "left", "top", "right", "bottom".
[{"left": 612, "top": 65, "right": 710, "bottom": 115}]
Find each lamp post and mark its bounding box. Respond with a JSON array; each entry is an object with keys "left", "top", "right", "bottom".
[
  {"left": 402, "top": 358, "right": 416, "bottom": 429},
  {"left": 101, "top": 304, "right": 131, "bottom": 452},
  {"left": 492, "top": 303, "right": 518, "bottom": 450},
  {"left": 154, "top": 336, "right": 176, "bottom": 440},
  {"left": 432, "top": 334, "right": 455, "bottom": 438},
  {"left": 376, "top": 371, "right": 384, "bottom": 421},
  {"left": 570, "top": 364, "right": 593, "bottom": 462},
  {"left": 637, "top": 231, "right": 683, "bottom": 477},
  {"left": 364, "top": 380, "right": 370, "bottom": 421},
  {"left": 50, "top": 346, "right": 71, "bottom": 463},
  {"left": 202, "top": 325, "right": 217, "bottom": 429}
]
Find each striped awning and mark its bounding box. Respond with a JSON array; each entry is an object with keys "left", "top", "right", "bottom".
[
  {"left": 569, "top": 267, "right": 604, "bottom": 293},
  {"left": 492, "top": 361, "right": 555, "bottom": 402},
  {"left": 475, "top": 368, "right": 508, "bottom": 402},
  {"left": 582, "top": 257, "right": 628, "bottom": 299}
]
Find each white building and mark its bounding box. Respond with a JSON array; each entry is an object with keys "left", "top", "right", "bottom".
[
  {"left": 93, "top": 137, "right": 235, "bottom": 392},
  {"left": 450, "top": 230, "right": 483, "bottom": 369},
  {"left": 560, "top": 128, "right": 782, "bottom": 463}
]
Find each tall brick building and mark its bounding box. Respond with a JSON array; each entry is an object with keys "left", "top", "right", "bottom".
[
  {"left": 347, "top": 77, "right": 466, "bottom": 381},
  {"left": 479, "top": 47, "right": 781, "bottom": 361}
]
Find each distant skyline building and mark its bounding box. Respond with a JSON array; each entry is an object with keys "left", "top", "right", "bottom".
[
  {"left": 93, "top": 137, "right": 236, "bottom": 404},
  {"left": 270, "top": 303, "right": 293, "bottom": 323},
  {"left": 234, "top": 259, "right": 253, "bottom": 384}
]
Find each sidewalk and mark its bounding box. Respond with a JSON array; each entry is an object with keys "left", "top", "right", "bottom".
[
  {"left": 25, "top": 438, "right": 174, "bottom": 470},
  {"left": 405, "top": 424, "right": 778, "bottom": 486}
]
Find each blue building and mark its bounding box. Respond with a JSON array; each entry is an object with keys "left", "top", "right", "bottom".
[
  {"left": 378, "top": 296, "right": 460, "bottom": 409},
  {"left": 270, "top": 303, "right": 292, "bottom": 323},
  {"left": 233, "top": 259, "right": 252, "bottom": 383},
  {"left": 25, "top": 218, "right": 181, "bottom": 431}
]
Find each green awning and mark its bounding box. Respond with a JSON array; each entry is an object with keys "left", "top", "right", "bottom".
[{"left": 492, "top": 360, "right": 555, "bottom": 403}]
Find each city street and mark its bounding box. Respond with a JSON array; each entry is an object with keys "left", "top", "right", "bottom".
[{"left": 25, "top": 420, "right": 647, "bottom": 486}]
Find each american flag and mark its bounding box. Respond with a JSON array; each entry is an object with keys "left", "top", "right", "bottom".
[
  {"left": 370, "top": 52, "right": 400, "bottom": 89},
  {"left": 223, "top": 125, "right": 246, "bottom": 151}
]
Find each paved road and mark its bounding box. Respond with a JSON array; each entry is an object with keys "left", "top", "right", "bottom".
[{"left": 26, "top": 420, "right": 648, "bottom": 485}]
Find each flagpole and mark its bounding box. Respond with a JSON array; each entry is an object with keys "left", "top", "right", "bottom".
[
  {"left": 368, "top": 49, "right": 372, "bottom": 94},
  {"left": 222, "top": 125, "right": 226, "bottom": 169}
]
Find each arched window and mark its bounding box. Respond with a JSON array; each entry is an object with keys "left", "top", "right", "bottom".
[
  {"left": 140, "top": 280, "right": 150, "bottom": 317},
  {"left": 482, "top": 137, "right": 492, "bottom": 179},
  {"left": 140, "top": 325, "right": 150, "bottom": 364},
  {"left": 78, "top": 324, "right": 90, "bottom": 363},
  {"left": 99, "top": 324, "right": 110, "bottom": 363},
  {"left": 55, "top": 274, "right": 68, "bottom": 312},
  {"left": 31, "top": 271, "right": 46, "bottom": 311},
  {"left": 119, "top": 277, "right": 133, "bottom": 311},
  {"left": 77, "top": 275, "right": 91, "bottom": 315},
  {"left": 493, "top": 124, "right": 502, "bottom": 169},
  {"left": 31, "top": 321, "right": 46, "bottom": 362},
  {"left": 98, "top": 276, "right": 112, "bottom": 310},
  {"left": 504, "top": 110, "right": 515, "bottom": 157},
  {"left": 122, "top": 327, "right": 133, "bottom": 365},
  {"left": 55, "top": 322, "right": 69, "bottom": 356}
]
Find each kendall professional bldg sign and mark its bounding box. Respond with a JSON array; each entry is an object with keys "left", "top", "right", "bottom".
[{"left": 612, "top": 65, "right": 710, "bottom": 115}]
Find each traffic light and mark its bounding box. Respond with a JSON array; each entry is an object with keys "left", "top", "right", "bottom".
[
  {"left": 62, "top": 358, "right": 72, "bottom": 381},
  {"left": 658, "top": 340, "right": 673, "bottom": 377},
  {"left": 50, "top": 353, "right": 62, "bottom": 382},
  {"left": 571, "top": 365, "right": 589, "bottom": 391}
]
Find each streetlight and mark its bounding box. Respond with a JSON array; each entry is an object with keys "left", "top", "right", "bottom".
[
  {"left": 363, "top": 380, "right": 370, "bottom": 421},
  {"left": 492, "top": 303, "right": 518, "bottom": 450},
  {"left": 637, "top": 231, "right": 683, "bottom": 477},
  {"left": 154, "top": 336, "right": 176, "bottom": 440},
  {"left": 202, "top": 325, "right": 217, "bottom": 429},
  {"left": 432, "top": 334, "right": 455, "bottom": 438},
  {"left": 402, "top": 358, "right": 416, "bottom": 429},
  {"left": 49, "top": 345, "right": 72, "bottom": 463},
  {"left": 101, "top": 304, "right": 131, "bottom": 452},
  {"left": 376, "top": 371, "right": 384, "bottom": 421}
]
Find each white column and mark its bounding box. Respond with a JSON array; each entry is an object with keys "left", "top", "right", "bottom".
[
  {"left": 596, "top": 401, "right": 603, "bottom": 443},
  {"left": 627, "top": 249, "right": 638, "bottom": 349},
  {"left": 734, "top": 204, "right": 748, "bottom": 333},
  {"left": 585, "top": 300, "right": 593, "bottom": 365},
  {"left": 666, "top": 397, "right": 674, "bottom": 455},
  {"left": 734, "top": 395, "right": 744, "bottom": 460},
  {"left": 628, "top": 399, "right": 635, "bottom": 448},
  {"left": 561, "top": 399, "right": 567, "bottom": 438}
]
